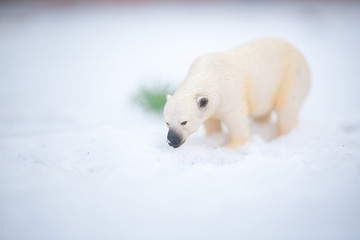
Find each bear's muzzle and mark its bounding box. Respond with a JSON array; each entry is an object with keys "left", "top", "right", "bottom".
[{"left": 167, "top": 129, "right": 184, "bottom": 148}]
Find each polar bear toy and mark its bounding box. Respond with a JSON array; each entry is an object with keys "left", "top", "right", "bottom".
[{"left": 164, "top": 38, "right": 311, "bottom": 149}]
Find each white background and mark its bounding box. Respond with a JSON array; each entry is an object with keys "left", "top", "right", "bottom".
[{"left": 0, "top": 1, "right": 360, "bottom": 239}]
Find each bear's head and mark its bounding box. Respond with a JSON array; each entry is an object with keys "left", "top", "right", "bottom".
[{"left": 163, "top": 94, "right": 209, "bottom": 148}]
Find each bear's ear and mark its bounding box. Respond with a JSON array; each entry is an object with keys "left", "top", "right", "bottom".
[
  {"left": 197, "top": 96, "right": 208, "bottom": 109},
  {"left": 166, "top": 94, "right": 172, "bottom": 101}
]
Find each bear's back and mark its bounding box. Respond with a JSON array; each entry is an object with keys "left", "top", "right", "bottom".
[{"left": 229, "top": 38, "right": 297, "bottom": 116}]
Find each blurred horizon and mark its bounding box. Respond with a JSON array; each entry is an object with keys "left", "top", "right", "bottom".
[{"left": 1, "top": 0, "right": 358, "bottom": 5}]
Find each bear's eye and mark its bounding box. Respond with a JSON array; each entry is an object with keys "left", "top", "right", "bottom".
[
  {"left": 181, "top": 121, "right": 187, "bottom": 125},
  {"left": 166, "top": 122, "right": 169, "bottom": 126}
]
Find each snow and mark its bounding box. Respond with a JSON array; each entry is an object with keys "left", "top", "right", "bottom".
[{"left": 0, "top": 1, "right": 360, "bottom": 240}]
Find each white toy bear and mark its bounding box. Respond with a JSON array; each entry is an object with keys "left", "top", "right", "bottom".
[{"left": 164, "top": 38, "right": 311, "bottom": 149}]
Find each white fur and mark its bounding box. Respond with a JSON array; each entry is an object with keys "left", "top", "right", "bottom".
[{"left": 164, "top": 38, "right": 311, "bottom": 148}]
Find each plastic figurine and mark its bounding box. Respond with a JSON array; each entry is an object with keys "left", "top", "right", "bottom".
[{"left": 164, "top": 38, "right": 311, "bottom": 149}]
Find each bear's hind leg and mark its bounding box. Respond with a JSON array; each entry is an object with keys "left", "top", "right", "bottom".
[
  {"left": 204, "top": 118, "right": 222, "bottom": 136},
  {"left": 276, "top": 107, "right": 299, "bottom": 136},
  {"left": 275, "top": 55, "right": 311, "bottom": 136}
]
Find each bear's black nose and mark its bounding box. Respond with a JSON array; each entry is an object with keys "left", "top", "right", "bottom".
[{"left": 167, "top": 129, "right": 183, "bottom": 148}]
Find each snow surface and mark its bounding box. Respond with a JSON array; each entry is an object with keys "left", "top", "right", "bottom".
[{"left": 1, "top": 2, "right": 360, "bottom": 240}]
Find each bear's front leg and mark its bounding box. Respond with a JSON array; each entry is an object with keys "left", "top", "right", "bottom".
[
  {"left": 204, "top": 118, "right": 222, "bottom": 136},
  {"left": 223, "top": 109, "right": 250, "bottom": 149}
]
